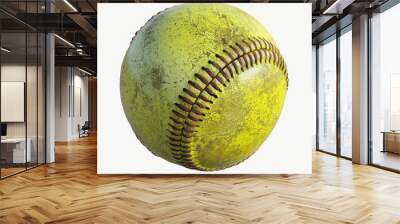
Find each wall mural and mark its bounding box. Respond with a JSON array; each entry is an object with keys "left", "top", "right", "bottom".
[
  {"left": 120, "top": 4, "right": 288, "bottom": 171},
  {"left": 98, "top": 3, "right": 312, "bottom": 174}
]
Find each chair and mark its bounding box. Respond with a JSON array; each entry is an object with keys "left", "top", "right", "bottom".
[{"left": 79, "top": 121, "right": 90, "bottom": 138}]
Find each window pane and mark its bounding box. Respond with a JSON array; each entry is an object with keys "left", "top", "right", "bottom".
[
  {"left": 340, "top": 29, "right": 352, "bottom": 158},
  {"left": 27, "top": 31, "right": 38, "bottom": 169},
  {"left": 1, "top": 31, "right": 27, "bottom": 178},
  {"left": 371, "top": 4, "right": 400, "bottom": 171},
  {"left": 318, "top": 37, "right": 337, "bottom": 154},
  {"left": 0, "top": 1, "right": 46, "bottom": 179}
]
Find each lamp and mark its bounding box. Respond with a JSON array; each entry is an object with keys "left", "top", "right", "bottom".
[{"left": 1, "top": 47, "right": 11, "bottom": 53}]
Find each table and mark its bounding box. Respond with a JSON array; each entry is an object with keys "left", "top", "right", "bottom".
[
  {"left": 1, "top": 138, "right": 31, "bottom": 163},
  {"left": 381, "top": 131, "right": 400, "bottom": 154}
]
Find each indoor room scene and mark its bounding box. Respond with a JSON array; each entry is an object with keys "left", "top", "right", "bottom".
[{"left": 1, "top": 0, "right": 400, "bottom": 223}]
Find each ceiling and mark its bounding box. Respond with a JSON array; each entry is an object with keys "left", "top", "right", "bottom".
[{"left": 0, "top": 0, "right": 394, "bottom": 74}]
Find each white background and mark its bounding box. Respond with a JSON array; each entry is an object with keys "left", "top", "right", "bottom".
[{"left": 98, "top": 3, "right": 312, "bottom": 174}]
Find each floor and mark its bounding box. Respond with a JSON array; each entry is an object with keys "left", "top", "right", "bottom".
[
  {"left": 1, "top": 163, "right": 42, "bottom": 179},
  {"left": 0, "top": 167, "right": 25, "bottom": 178},
  {"left": 373, "top": 150, "right": 400, "bottom": 171},
  {"left": 0, "top": 135, "right": 400, "bottom": 223}
]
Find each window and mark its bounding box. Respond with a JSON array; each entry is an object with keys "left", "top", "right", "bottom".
[
  {"left": 0, "top": 1, "right": 46, "bottom": 179},
  {"left": 370, "top": 3, "right": 400, "bottom": 171},
  {"left": 339, "top": 28, "right": 352, "bottom": 158},
  {"left": 317, "top": 36, "right": 337, "bottom": 154}
]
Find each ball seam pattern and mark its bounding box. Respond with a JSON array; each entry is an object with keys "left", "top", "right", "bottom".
[{"left": 167, "top": 36, "right": 288, "bottom": 171}]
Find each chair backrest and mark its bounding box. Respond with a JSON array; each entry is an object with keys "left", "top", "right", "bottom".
[{"left": 82, "top": 121, "right": 90, "bottom": 129}]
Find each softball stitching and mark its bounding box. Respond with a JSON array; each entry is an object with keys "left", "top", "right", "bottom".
[{"left": 167, "top": 36, "right": 288, "bottom": 170}]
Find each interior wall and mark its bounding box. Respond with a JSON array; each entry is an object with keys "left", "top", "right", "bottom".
[
  {"left": 1, "top": 64, "right": 41, "bottom": 139},
  {"left": 71, "top": 72, "right": 89, "bottom": 138},
  {"left": 1, "top": 62, "right": 45, "bottom": 168},
  {"left": 88, "top": 77, "right": 97, "bottom": 132},
  {"left": 55, "top": 66, "right": 89, "bottom": 141},
  {"left": 55, "top": 66, "right": 70, "bottom": 141}
]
